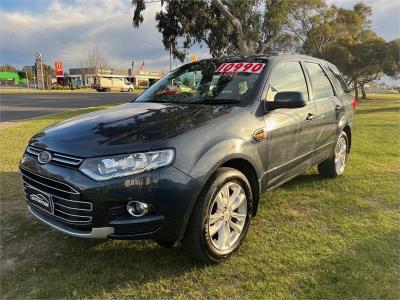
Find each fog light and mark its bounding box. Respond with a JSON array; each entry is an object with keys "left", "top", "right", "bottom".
[{"left": 126, "top": 201, "right": 149, "bottom": 217}]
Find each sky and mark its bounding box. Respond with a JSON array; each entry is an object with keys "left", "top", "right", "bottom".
[{"left": 0, "top": 0, "right": 399, "bottom": 73}]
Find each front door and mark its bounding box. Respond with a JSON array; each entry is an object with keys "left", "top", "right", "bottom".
[{"left": 263, "top": 61, "right": 317, "bottom": 188}]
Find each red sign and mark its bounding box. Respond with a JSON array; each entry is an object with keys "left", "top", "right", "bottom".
[
  {"left": 55, "top": 61, "right": 63, "bottom": 77},
  {"left": 216, "top": 62, "right": 265, "bottom": 74}
]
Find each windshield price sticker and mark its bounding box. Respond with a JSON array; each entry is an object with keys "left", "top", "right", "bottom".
[{"left": 216, "top": 62, "right": 265, "bottom": 74}]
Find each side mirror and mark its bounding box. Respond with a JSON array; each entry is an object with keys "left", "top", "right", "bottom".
[{"left": 267, "top": 92, "right": 307, "bottom": 110}]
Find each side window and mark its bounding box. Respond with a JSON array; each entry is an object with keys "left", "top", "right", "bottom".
[
  {"left": 328, "top": 67, "right": 350, "bottom": 93},
  {"left": 304, "top": 62, "right": 334, "bottom": 99},
  {"left": 265, "top": 61, "right": 308, "bottom": 102}
]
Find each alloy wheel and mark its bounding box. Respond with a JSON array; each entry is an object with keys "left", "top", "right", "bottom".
[
  {"left": 207, "top": 182, "right": 247, "bottom": 254},
  {"left": 335, "top": 136, "right": 347, "bottom": 175}
]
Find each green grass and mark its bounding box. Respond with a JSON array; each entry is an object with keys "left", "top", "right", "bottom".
[{"left": 1, "top": 95, "right": 399, "bottom": 299}]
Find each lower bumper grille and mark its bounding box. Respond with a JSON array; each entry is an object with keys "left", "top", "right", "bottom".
[{"left": 20, "top": 168, "right": 92, "bottom": 225}]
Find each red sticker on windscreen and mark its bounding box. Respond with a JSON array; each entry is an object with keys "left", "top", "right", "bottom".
[{"left": 216, "top": 62, "right": 265, "bottom": 74}]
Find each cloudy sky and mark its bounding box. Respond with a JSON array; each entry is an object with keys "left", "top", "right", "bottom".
[{"left": 0, "top": 0, "right": 399, "bottom": 72}]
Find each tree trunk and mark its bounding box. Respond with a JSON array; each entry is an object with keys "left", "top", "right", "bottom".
[
  {"left": 211, "top": 0, "right": 250, "bottom": 55},
  {"left": 361, "top": 83, "right": 367, "bottom": 99},
  {"left": 354, "top": 78, "right": 359, "bottom": 100}
]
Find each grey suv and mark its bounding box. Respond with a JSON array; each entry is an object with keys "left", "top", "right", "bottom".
[{"left": 20, "top": 53, "right": 355, "bottom": 263}]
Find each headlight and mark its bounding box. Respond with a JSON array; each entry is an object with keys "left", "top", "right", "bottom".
[{"left": 79, "top": 149, "right": 175, "bottom": 181}]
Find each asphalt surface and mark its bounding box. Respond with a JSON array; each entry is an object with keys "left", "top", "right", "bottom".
[{"left": 0, "top": 92, "right": 138, "bottom": 122}]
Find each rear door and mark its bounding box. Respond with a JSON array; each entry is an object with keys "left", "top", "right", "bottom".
[
  {"left": 263, "top": 61, "right": 317, "bottom": 188},
  {"left": 303, "top": 62, "right": 342, "bottom": 163}
]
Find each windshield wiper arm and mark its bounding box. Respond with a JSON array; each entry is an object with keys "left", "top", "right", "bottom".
[{"left": 192, "top": 99, "right": 242, "bottom": 104}]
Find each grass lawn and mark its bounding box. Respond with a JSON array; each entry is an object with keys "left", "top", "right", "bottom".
[{"left": 0, "top": 94, "right": 399, "bottom": 299}]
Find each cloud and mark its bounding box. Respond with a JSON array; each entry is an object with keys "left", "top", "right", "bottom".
[
  {"left": 0, "top": 0, "right": 209, "bottom": 71},
  {"left": 1, "top": 0, "right": 398, "bottom": 72}
]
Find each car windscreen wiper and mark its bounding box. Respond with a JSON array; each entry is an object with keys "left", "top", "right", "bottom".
[{"left": 191, "top": 99, "right": 242, "bottom": 104}]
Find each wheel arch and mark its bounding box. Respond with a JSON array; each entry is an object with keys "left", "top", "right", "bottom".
[
  {"left": 342, "top": 125, "right": 352, "bottom": 152},
  {"left": 220, "top": 158, "right": 260, "bottom": 217}
]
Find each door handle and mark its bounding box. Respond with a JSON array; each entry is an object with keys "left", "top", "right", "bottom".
[
  {"left": 335, "top": 105, "right": 343, "bottom": 111},
  {"left": 306, "top": 113, "right": 315, "bottom": 121}
]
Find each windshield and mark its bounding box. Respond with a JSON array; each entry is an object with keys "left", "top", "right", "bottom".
[{"left": 135, "top": 58, "right": 267, "bottom": 105}]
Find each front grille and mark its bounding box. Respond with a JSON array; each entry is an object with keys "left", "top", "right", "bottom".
[
  {"left": 26, "top": 146, "right": 83, "bottom": 167},
  {"left": 21, "top": 168, "right": 92, "bottom": 225}
]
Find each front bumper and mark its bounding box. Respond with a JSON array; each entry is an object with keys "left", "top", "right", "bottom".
[
  {"left": 20, "top": 155, "right": 201, "bottom": 241},
  {"left": 28, "top": 206, "right": 114, "bottom": 238}
]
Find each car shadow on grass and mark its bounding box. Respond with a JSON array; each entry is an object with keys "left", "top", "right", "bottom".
[{"left": 0, "top": 171, "right": 205, "bottom": 298}]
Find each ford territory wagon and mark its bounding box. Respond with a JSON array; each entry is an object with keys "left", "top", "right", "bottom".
[{"left": 20, "top": 53, "right": 355, "bottom": 263}]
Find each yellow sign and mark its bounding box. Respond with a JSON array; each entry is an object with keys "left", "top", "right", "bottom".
[{"left": 190, "top": 55, "right": 199, "bottom": 63}]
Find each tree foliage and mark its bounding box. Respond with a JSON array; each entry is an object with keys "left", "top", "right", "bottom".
[
  {"left": 295, "top": 2, "right": 399, "bottom": 98},
  {"left": 82, "top": 47, "right": 109, "bottom": 74},
  {"left": 132, "top": 0, "right": 291, "bottom": 60},
  {"left": 0, "top": 64, "right": 17, "bottom": 72},
  {"left": 131, "top": 0, "right": 399, "bottom": 99}
]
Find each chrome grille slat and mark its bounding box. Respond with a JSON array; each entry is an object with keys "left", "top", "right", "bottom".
[
  {"left": 54, "top": 208, "right": 92, "bottom": 221},
  {"left": 26, "top": 146, "right": 41, "bottom": 155},
  {"left": 54, "top": 202, "right": 92, "bottom": 212},
  {"left": 52, "top": 196, "right": 92, "bottom": 209},
  {"left": 51, "top": 157, "right": 82, "bottom": 165},
  {"left": 26, "top": 146, "right": 83, "bottom": 167},
  {"left": 21, "top": 169, "right": 92, "bottom": 225},
  {"left": 48, "top": 210, "right": 92, "bottom": 224},
  {"left": 21, "top": 172, "right": 79, "bottom": 195}
]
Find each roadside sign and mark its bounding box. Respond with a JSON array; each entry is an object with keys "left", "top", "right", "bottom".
[{"left": 55, "top": 61, "right": 64, "bottom": 77}]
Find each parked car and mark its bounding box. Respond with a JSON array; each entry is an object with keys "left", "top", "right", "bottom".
[
  {"left": 93, "top": 77, "right": 134, "bottom": 92},
  {"left": 20, "top": 53, "right": 355, "bottom": 263}
]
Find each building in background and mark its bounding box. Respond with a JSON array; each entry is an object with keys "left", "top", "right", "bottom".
[
  {"left": 67, "top": 67, "right": 165, "bottom": 88},
  {"left": 0, "top": 71, "right": 27, "bottom": 86}
]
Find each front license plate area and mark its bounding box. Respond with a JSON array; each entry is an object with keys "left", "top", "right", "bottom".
[{"left": 25, "top": 185, "right": 54, "bottom": 214}]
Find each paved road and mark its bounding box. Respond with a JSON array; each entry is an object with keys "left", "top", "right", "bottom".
[{"left": 0, "top": 93, "right": 137, "bottom": 122}]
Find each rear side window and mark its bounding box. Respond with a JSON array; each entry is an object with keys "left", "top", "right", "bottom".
[
  {"left": 304, "top": 62, "right": 334, "bottom": 99},
  {"left": 265, "top": 61, "right": 309, "bottom": 102},
  {"left": 328, "top": 67, "right": 350, "bottom": 93}
]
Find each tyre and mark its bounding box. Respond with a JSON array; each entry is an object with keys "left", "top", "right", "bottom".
[
  {"left": 318, "top": 131, "right": 348, "bottom": 178},
  {"left": 128, "top": 88, "right": 133, "bottom": 92},
  {"left": 182, "top": 167, "right": 253, "bottom": 263},
  {"left": 155, "top": 240, "right": 176, "bottom": 248}
]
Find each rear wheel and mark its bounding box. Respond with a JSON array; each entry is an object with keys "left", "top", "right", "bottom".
[
  {"left": 318, "top": 131, "right": 348, "bottom": 178},
  {"left": 128, "top": 88, "right": 133, "bottom": 92},
  {"left": 182, "top": 167, "right": 252, "bottom": 263}
]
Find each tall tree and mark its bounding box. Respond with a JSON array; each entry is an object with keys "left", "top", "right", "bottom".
[
  {"left": 82, "top": 47, "right": 109, "bottom": 74},
  {"left": 295, "top": 2, "right": 399, "bottom": 99},
  {"left": 131, "top": 0, "right": 291, "bottom": 61}
]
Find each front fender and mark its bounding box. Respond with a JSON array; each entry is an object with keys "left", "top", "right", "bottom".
[{"left": 189, "top": 138, "right": 263, "bottom": 184}]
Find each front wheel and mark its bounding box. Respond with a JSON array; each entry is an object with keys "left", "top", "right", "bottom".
[
  {"left": 318, "top": 131, "right": 348, "bottom": 178},
  {"left": 182, "top": 167, "right": 253, "bottom": 263}
]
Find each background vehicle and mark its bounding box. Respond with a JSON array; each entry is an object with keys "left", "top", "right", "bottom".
[
  {"left": 20, "top": 54, "right": 355, "bottom": 263},
  {"left": 93, "top": 77, "right": 134, "bottom": 92}
]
